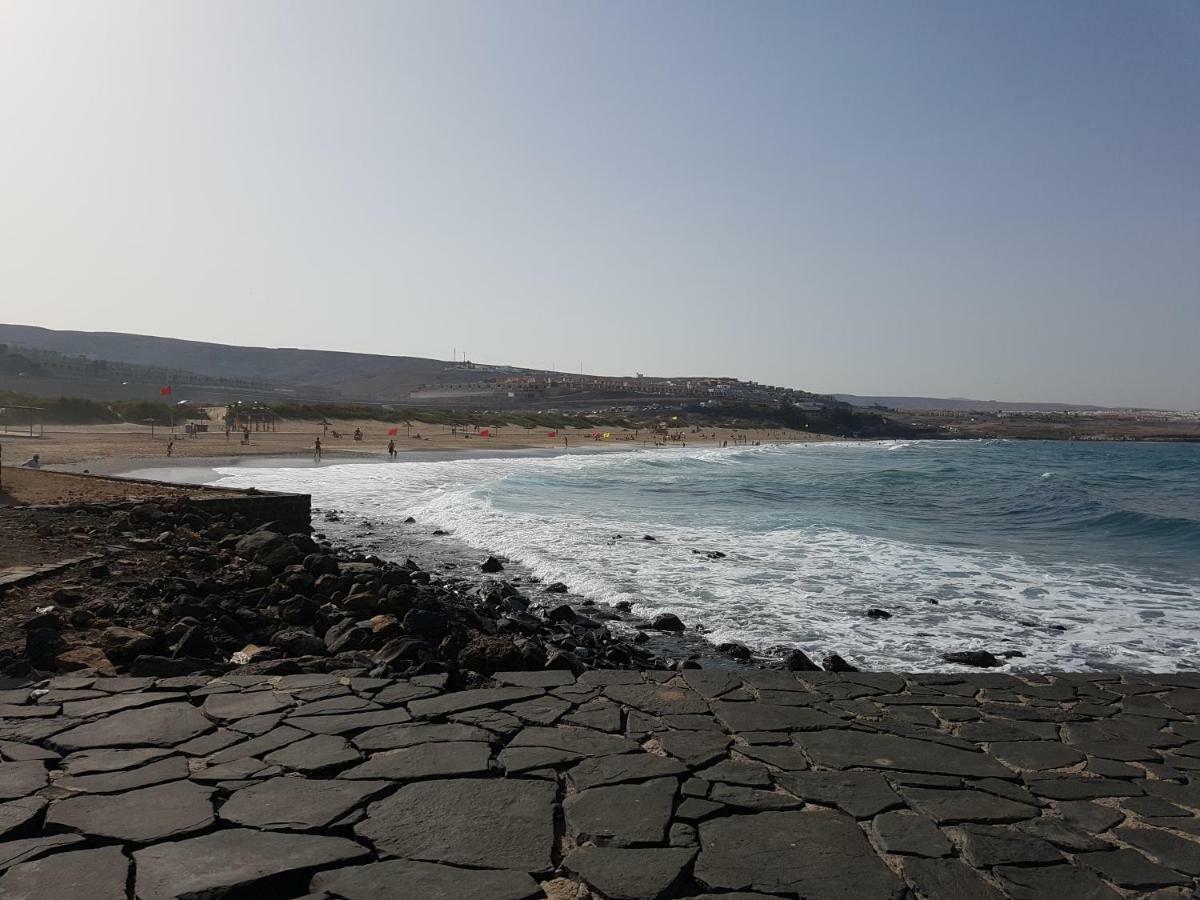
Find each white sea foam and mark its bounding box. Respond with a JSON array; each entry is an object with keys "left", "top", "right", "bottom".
[{"left": 212, "top": 444, "right": 1200, "bottom": 672}]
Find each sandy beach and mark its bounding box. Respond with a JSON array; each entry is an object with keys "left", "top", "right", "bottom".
[{"left": 0, "top": 419, "right": 827, "bottom": 472}]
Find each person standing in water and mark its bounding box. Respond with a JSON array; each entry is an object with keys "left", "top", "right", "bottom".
[
  {"left": 387, "top": 439, "right": 396, "bottom": 459},
  {"left": 314, "top": 437, "right": 322, "bottom": 462}
]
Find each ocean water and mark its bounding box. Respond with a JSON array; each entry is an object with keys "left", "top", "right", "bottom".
[{"left": 212, "top": 440, "right": 1200, "bottom": 672}]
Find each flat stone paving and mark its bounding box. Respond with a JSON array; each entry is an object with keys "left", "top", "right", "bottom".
[{"left": 0, "top": 670, "right": 1198, "bottom": 898}]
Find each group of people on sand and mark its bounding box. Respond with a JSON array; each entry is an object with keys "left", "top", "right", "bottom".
[{"left": 312, "top": 433, "right": 401, "bottom": 463}]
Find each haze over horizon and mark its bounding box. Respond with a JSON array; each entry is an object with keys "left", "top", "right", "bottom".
[{"left": 2, "top": 1, "right": 1197, "bottom": 409}]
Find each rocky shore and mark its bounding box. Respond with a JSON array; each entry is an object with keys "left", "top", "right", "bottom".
[
  {"left": 3, "top": 498, "right": 1200, "bottom": 898},
  {"left": 0, "top": 497, "right": 705, "bottom": 683}
]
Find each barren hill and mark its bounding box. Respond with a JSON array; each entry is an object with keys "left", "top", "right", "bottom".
[{"left": 0, "top": 324, "right": 499, "bottom": 403}]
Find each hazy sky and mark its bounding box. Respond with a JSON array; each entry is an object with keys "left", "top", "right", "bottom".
[{"left": 2, "top": 1, "right": 1197, "bottom": 408}]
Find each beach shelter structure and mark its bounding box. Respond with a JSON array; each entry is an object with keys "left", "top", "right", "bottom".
[
  {"left": 0, "top": 405, "right": 44, "bottom": 438},
  {"left": 224, "top": 403, "right": 277, "bottom": 433}
]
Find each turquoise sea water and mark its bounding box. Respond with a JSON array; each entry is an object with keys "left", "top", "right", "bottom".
[{"left": 214, "top": 440, "right": 1200, "bottom": 672}]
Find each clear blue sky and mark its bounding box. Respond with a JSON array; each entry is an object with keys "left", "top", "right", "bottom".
[{"left": 1, "top": 1, "right": 1197, "bottom": 408}]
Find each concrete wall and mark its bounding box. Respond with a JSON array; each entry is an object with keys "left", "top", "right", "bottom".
[
  {"left": 188, "top": 491, "right": 311, "bottom": 533},
  {"left": 13, "top": 470, "right": 312, "bottom": 533}
]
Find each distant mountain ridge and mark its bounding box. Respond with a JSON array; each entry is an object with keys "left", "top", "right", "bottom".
[
  {"left": 0, "top": 324, "right": 1140, "bottom": 413},
  {"left": 835, "top": 394, "right": 1133, "bottom": 413},
  {"left": 0, "top": 323, "right": 498, "bottom": 403}
]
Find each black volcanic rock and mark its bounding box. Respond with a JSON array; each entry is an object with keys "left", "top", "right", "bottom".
[
  {"left": 783, "top": 649, "right": 820, "bottom": 671},
  {"left": 822, "top": 653, "right": 858, "bottom": 672},
  {"left": 647, "top": 614, "right": 685, "bottom": 632},
  {"left": 943, "top": 650, "right": 1004, "bottom": 668}
]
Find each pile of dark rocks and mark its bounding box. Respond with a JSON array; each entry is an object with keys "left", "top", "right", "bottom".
[{"left": 1, "top": 499, "right": 670, "bottom": 682}]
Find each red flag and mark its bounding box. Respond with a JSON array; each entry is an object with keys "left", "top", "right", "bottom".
[
  {"left": 387, "top": 427, "right": 398, "bottom": 436},
  {"left": 160, "top": 385, "right": 172, "bottom": 396},
  {"left": 547, "top": 430, "right": 557, "bottom": 438},
  {"left": 480, "top": 429, "right": 490, "bottom": 438}
]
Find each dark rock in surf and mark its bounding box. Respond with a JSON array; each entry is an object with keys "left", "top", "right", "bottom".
[
  {"left": 718, "top": 642, "right": 752, "bottom": 661},
  {"left": 481, "top": 556, "right": 504, "bottom": 574},
  {"left": 647, "top": 614, "right": 686, "bottom": 632},
  {"left": 822, "top": 654, "right": 859, "bottom": 673},
  {"left": 784, "top": 649, "right": 820, "bottom": 672},
  {"left": 865, "top": 609, "right": 892, "bottom": 620},
  {"left": 544, "top": 582, "right": 569, "bottom": 594},
  {"left": 942, "top": 650, "right": 1004, "bottom": 668}
]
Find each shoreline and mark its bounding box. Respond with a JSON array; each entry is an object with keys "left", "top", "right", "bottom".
[
  {"left": 97, "top": 443, "right": 636, "bottom": 482},
  {"left": 27, "top": 439, "right": 1198, "bottom": 675},
  {"left": 98, "top": 447, "right": 783, "bottom": 670},
  {"left": 0, "top": 489, "right": 701, "bottom": 681},
  {"left": 12, "top": 418, "right": 828, "bottom": 472}
]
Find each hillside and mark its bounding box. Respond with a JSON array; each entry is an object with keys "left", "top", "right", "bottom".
[
  {"left": 0, "top": 324, "right": 496, "bottom": 403},
  {"left": 835, "top": 394, "right": 1126, "bottom": 413}
]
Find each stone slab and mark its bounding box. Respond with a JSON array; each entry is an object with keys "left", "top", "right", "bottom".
[
  {"left": 220, "top": 776, "right": 390, "bottom": 831},
  {"left": 565, "top": 778, "right": 677, "bottom": 845},
  {"left": 47, "top": 703, "right": 211, "bottom": 750},
  {"left": 796, "top": 730, "right": 1013, "bottom": 777},
  {"left": 355, "top": 778, "right": 556, "bottom": 871},
  {"left": 0, "top": 845, "right": 127, "bottom": 900},
  {"left": 340, "top": 740, "right": 491, "bottom": 780},
  {"left": 311, "top": 858, "right": 542, "bottom": 900},
  {"left": 564, "top": 846, "right": 696, "bottom": 900},
  {"left": 134, "top": 828, "right": 371, "bottom": 899},
  {"left": 45, "top": 779, "right": 214, "bottom": 843},
  {"left": 695, "top": 809, "right": 904, "bottom": 898}
]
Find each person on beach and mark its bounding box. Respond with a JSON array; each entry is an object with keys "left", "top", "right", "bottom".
[
  {"left": 167, "top": 440, "right": 174, "bottom": 457},
  {"left": 20, "top": 454, "right": 40, "bottom": 469},
  {"left": 314, "top": 437, "right": 322, "bottom": 462},
  {"left": 387, "top": 439, "right": 396, "bottom": 459}
]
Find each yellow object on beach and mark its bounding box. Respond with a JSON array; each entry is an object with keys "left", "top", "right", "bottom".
[{"left": 603, "top": 432, "right": 611, "bottom": 439}]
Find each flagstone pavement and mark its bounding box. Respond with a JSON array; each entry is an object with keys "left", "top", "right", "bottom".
[{"left": 0, "top": 668, "right": 1198, "bottom": 898}]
